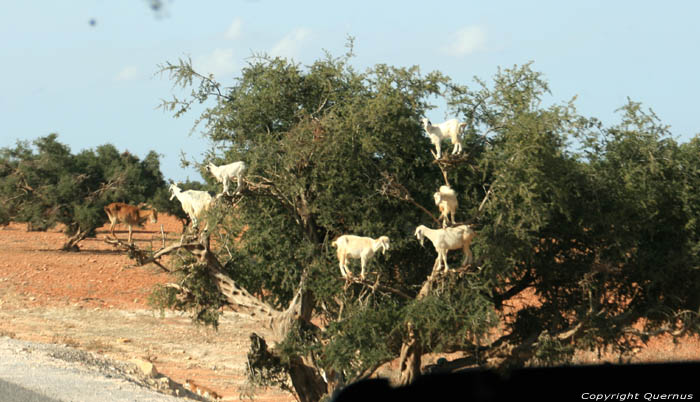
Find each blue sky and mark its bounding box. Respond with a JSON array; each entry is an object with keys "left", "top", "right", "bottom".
[{"left": 2, "top": 1, "right": 699, "bottom": 182}]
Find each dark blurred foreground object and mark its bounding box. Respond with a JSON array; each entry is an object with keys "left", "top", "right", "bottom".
[{"left": 332, "top": 362, "right": 699, "bottom": 401}]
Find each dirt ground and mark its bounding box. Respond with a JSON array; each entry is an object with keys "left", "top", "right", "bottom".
[
  {"left": 0, "top": 216, "right": 291, "bottom": 401},
  {"left": 1, "top": 215, "right": 698, "bottom": 400}
]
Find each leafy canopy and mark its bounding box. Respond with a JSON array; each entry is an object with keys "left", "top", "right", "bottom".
[
  {"left": 0, "top": 134, "right": 169, "bottom": 250},
  {"left": 158, "top": 47, "right": 700, "bottom": 396}
]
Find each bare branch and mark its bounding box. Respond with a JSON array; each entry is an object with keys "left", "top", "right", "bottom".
[
  {"left": 103, "top": 236, "right": 172, "bottom": 273},
  {"left": 343, "top": 275, "right": 413, "bottom": 300},
  {"left": 378, "top": 171, "right": 441, "bottom": 226}
]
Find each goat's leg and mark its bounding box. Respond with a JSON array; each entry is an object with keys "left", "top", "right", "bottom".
[
  {"left": 360, "top": 253, "right": 370, "bottom": 279},
  {"left": 128, "top": 225, "right": 133, "bottom": 244},
  {"left": 434, "top": 142, "right": 442, "bottom": 159},
  {"left": 430, "top": 136, "right": 442, "bottom": 159},
  {"left": 442, "top": 251, "right": 450, "bottom": 272},
  {"left": 222, "top": 179, "right": 229, "bottom": 195},
  {"left": 461, "top": 247, "right": 473, "bottom": 266},
  {"left": 433, "top": 255, "right": 441, "bottom": 273},
  {"left": 109, "top": 222, "right": 116, "bottom": 239},
  {"left": 339, "top": 255, "right": 349, "bottom": 278}
]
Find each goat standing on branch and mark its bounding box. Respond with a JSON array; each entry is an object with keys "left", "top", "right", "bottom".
[
  {"left": 168, "top": 183, "right": 213, "bottom": 229},
  {"left": 206, "top": 161, "right": 246, "bottom": 195},
  {"left": 104, "top": 202, "right": 158, "bottom": 244},
  {"left": 331, "top": 235, "right": 390, "bottom": 279},
  {"left": 414, "top": 224, "right": 476, "bottom": 273},
  {"left": 421, "top": 118, "right": 467, "bottom": 159},
  {"left": 434, "top": 185, "right": 458, "bottom": 228}
]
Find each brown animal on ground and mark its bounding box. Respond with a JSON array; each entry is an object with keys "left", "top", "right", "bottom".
[
  {"left": 184, "top": 379, "right": 222, "bottom": 401},
  {"left": 103, "top": 202, "right": 158, "bottom": 244}
]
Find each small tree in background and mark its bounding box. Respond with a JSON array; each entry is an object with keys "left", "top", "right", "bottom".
[
  {"left": 148, "top": 47, "right": 700, "bottom": 402},
  {"left": 0, "top": 133, "right": 168, "bottom": 250}
]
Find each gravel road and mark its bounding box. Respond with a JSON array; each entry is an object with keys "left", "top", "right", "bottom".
[{"left": 0, "top": 336, "right": 198, "bottom": 402}]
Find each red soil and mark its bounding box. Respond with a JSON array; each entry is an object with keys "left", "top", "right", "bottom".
[{"left": 0, "top": 215, "right": 697, "bottom": 400}]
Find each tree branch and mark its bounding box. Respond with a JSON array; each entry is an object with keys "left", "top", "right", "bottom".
[
  {"left": 378, "top": 171, "right": 441, "bottom": 226},
  {"left": 490, "top": 269, "right": 534, "bottom": 310},
  {"left": 106, "top": 233, "right": 281, "bottom": 318},
  {"left": 343, "top": 275, "right": 413, "bottom": 300}
]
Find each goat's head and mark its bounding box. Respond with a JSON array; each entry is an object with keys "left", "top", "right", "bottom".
[
  {"left": 206, "top": 162, "right": 216, "bottom": 173},
  {"left": 378, "top": 236, "right": 390, "bottom": 254},
  {"left": 168, "top": 183, "right": 181, "bottom": 200},
  {"left": 421, "top": 118, "right": 431, "bottom": 129},
  {"left": 414, "top": 226, "right": 425, "bottom": 247},
  {"left": 433, "top": 191, "right": 442, "bottom": 206}
]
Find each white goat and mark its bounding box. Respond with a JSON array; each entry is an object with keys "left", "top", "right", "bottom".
[
  {"left": 331, "top": 235, "right": 390, "bottom": 279},
  {"left": 433, "top": 185, "right": 458, "bottom": 228},
  {"left": 206, "top": 161, "right": 246, "bottom": 195},
  {"left": 414, "top": 224, "right": 477, "bottom": 272},
  {"left": 168, "top": 183, "right": 214, "bottom": 228},
  {"left": 421, "top": 118, "right": 467, "bottom": 159}
]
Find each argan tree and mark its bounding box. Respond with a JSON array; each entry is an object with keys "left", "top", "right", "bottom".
[
  {"left": 149, "top": 48, "right": 700, "bottom": 402},
  {"left": 0, "top": 134, "right": 169, "bottom": 250}
]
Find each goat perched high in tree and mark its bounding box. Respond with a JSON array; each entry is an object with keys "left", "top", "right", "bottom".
[
  {"left": 414, "top": 224, "right": 476, "bottom": 272},
  {"left": 433, "top": 185, "right": 458, "bottom": 228},
  {"left": 421, "top": 118, "right": 467, "bottom": 159},
  {"left": 168, "top": 183, "right": 213, "bottom": 229},
  {"left": 332, "top": 234, "right": 390, "bottom": 279},
  {"left": 206, "top": 161, "right": 246, "bottom": 195}
]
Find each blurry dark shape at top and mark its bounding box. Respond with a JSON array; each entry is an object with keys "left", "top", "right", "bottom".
[
  {"left": 148, "top": 0, "right": 163, "bottom": 11},
  {"left": 146, "top": 0, "right": 171, "bottom": 17}
]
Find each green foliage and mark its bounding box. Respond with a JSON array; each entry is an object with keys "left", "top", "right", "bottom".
[
  {"left": 0, "top": 134, "right": 168, "bottom": 249},
  {"left": 405, "top": 273, "right": 497, "bottom": 352},
  {"left": 149, "top": 259, "right": 226, "bottom": 329},
  {"left": 159, "top": 45, "right": 700, "bottom": 395},
  {"left": 321, "top": 299, "right": 404, "bottom": 379},
  {"left": 161, "top": 51, "right": 447, "bottom": 308}
]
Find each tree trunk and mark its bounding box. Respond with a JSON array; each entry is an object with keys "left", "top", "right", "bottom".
[
  {"left": 119, "top": 230, "right": 329, "bottom": 401},
  {"left": 288, "top": 356, "right": 328, "bottom": 402},
  {"left": 61, "top": 227, "right": 89, "bottom": 251},
  {"left": 270, "top": 286, "right": 315, "bottom": 339},
  {"left": 207, "top": 265, "right": 280, "bottom": 319},
  {"left": 398, "top": 323, "right": 422, "bottom": 386}
]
